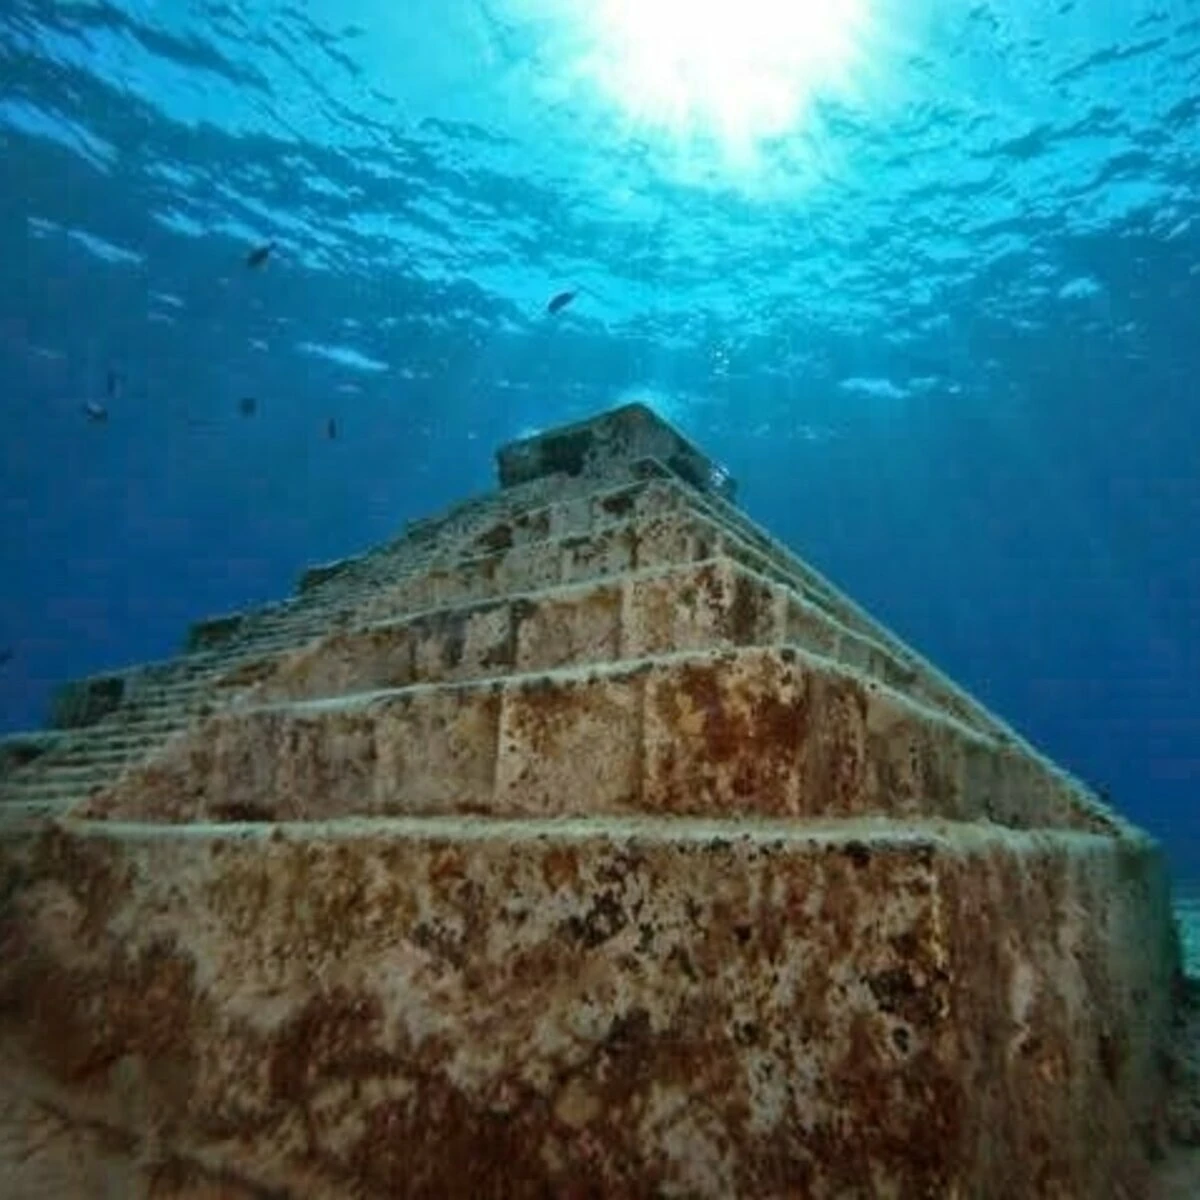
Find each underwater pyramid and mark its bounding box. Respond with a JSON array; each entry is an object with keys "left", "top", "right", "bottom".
[{"left": 0, "top": 403, "right": 1181, "bottom": 1197}]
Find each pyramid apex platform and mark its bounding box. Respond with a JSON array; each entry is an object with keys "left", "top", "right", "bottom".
[{"left": 496, "top": 402, "right": 737, "bottom": 500}]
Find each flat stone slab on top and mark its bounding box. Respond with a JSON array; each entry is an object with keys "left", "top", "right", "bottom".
[{"left": 496, "top": 402, "right": 737, "bottom": 501}]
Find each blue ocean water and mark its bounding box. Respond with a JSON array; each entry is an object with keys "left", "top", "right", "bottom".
[{"left": 0, "top": 1, "right": 1197, "bottom": 876}]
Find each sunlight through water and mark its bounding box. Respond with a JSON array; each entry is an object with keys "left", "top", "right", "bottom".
[{"left": 575, "top": 0, "right": 876, "bottom": 159}]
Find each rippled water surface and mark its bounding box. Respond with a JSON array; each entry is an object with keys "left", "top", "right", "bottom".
[{"left": 2, "top": 1, "right": 1198, "bottom": 868}]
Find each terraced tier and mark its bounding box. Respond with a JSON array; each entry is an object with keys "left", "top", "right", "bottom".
[
  {"left": 0, "top": 816, "right": 1175, "bottom": 1199},
  {"left": 0, "top": 459, "right": 677, "bottom": 818},
  {"left": 1, "top": 468, "right": 1015, "bottom": 822}
]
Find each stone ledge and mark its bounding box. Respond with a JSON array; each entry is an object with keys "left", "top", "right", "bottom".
[
  {"left": 240, "top": 556, "right": 888, "bottom": 708},
  {"left": 497, "top": 403, "right": 737, "bottom": 501},
  {"left": 78, "top": 645, "right": 1106, "bottom": 833},
  {"left": 0, "top": 816, "right": 1172, "bottom": 1199},
  {"left": 0, "top": 731, "right": 66, "bottom": 781}
]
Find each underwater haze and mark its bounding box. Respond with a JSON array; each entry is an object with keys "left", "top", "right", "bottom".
[{"left": 1, "top": 1, "right": 1198, "bottom": 876}]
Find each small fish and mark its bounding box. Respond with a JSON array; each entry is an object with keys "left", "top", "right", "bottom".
[
  {"left": 238, "top": 396, "right": 257, "bottom": 417},
  {"left": 245, "top": 241, "right": 276, "bottom": 269},
  {"left": 83, "top": 400, "right": 108, "bottom": 423},
  {"left": 106, "top": 367, "right": 121, "bottom": 398},
  {"left": 0, "top": 647, "right": 12, "bottom": 668},
  {"left": 326, "top": 417, "right": 338, "bottom": 440},
  {"left": 546, "top": 289, "right": 578, "bottom": 315}
]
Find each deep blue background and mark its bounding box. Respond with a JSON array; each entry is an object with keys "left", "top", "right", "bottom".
[{"left": 1, "top": 1, "right": 1197, "bottom": 876}]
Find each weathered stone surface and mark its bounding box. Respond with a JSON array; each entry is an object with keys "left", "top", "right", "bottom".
[
  {"left": 82, "top": 646, "right": 1110, "bottom": 833},
  {"left": 49, "top": 674, "right": 127, "bottom": 730},
  {"left": 0, "top": 732, "right": 60, "bottom": 782},
  {"left": 497, "top": 402, "right": 737, "bottom": 501},
  {"left": 0, "top": 404, "right": 1187, "bottom": 1196},
  {"left": 0, "top": 819, "right": 1174, "bottom": 1199},
  {"left": 242, "top": 559, "right": 826, "bottom": 705}
]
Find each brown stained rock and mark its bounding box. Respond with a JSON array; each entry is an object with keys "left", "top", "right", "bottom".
[
  {"left": 250, "top": 629, "right": 417, "bottom": 706},
  {"left": 643, "top": 650, "right": 814, "bottom": 818},
  {"left": 0, "top": 822, "right": 1175, "bottom": 1198},
  {"left": 82, "top": 645, "right": 1101, "bottom": 829},
  {"left": 512, "top": 585, "right": 623, "bottom": 675},
  {"left": 410, "top": 601, "right": 514, "bottom": 685},
  {"left": 633, "top": 511, "right": 720, "bottom": 570},
  {"left": 491, "top": 540, "right": 567, "bottom": 598},
  {"left": 589, "top": 480, "right": 685, "bottom": 531},
  {"left": 87, "top": 686, "right": 501, "bottom": 823},
  {"left": 371, "top": 687, "right": 503, "bottom": 816},
  {"left": 496, "top": 672, "right": 643, "bottom": 815},
  {"left": 560, "top": 525, "right": 636, "bottom": 586},
  {"left": 234, "top": 559, "right": 796, "bottom": 711},
  {"left": 863, "top": 689, "right": 968, "bottom": 821},
  {"left": 624, "top": 560, "right": 782, "bottom": 659}
]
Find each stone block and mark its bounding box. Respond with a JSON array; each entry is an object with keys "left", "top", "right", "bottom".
[
  {"left": 84, "top": 687, "right": 502, "bottom": 823},
  {"left": 623, "top": 559, "right": 783, "bottom": 658},
  {"left": 0, "top": 819, "right": 1174, "bottom": 1198},
  {"left": 560, "top": 525, "right": 637, "bottom": 585},
  {"left": 512, "top": 584, "right": 623, "bottom": 674},
  {"left": 49, "top": 674, "right": 127, "bottom": 730},
  {"left": 497, "top": 402, "right": 737, "bottom": 501},
  {"left": 84, "top": 646, "right": 1104, "bottom": 833},
  {"left": 496, "top": 670, "right": 644, "bottom": 815}
]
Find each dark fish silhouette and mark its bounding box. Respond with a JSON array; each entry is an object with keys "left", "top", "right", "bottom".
[
  {"left": 106, "top": 368, "right": 121, "bottom": 399},
  {"left": 83, "top": 400, "right": 108, "bottom": 423},
  {"left": 546, "top": 289, "right": 577, "bottom": 315},
  {"left": 239, "top": 396, "right": 257, "bottom": 417},
  {"left": 245, "top": 241, "right": 276, "bottom": 269},
  {"left": 326, "top": 417, "right": 338, "bottom": 440},
  {"left": 0, "top": 647, "right": 12, "bottom": 668}
]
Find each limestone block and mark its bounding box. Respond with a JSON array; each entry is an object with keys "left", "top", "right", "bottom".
[
  {"left": 560, "top": 525, "right": 637, "bottom": 585},
  {"left": 512, "top": 583, "right": 623, "bottom": 674},
  {"left": 623, "top": 559, "right": 783, "bottom": 658},
  {"left": 495, "top": 670, "right": 643, "bottom": 814},
  {"left": 0, "top": 820, "right": 1174, "bottom": 1198},
  {"left": 497, "top": 402, "right": 737, "bottom": 501},
  {"left": 83, "top": 646, "right": 1097, "bottom": 832}
]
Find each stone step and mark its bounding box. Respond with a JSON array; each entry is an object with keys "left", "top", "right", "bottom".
[
  {"left": 0, "top": 800, "right": 66, "bottom": 835},
  {"left": 242, "top": 557, "right": 935, "bottom": 718},
  {"left": 80, "top": 644, "right": 1111, "bottom": 834},
  {"left": 202, "top": 465, "right": 633, "bottom": 647},
  {"left": 350, "top": 500, "right": 1001, "bottom": 740},
  {"left": 0, "top": 731, "right": 68, "bottom": 781},
  {"left": 0, "top": 792, "right": 81, "bottom": 815},
  {"left": 202, "top": 474, "right": 685, "bottom": 659},
  {"left": 108, "top": 476, "right": 692, "bottom": 732},
  {"left": 8, "top": 544, "right": 753, "bottom": 805},
  {"left": 1, "top": 764, "right": 138, "bottom": 805},
  {"left": 351, "top": 504, "right": 811, "bottom": 626},
  {"left": 0, "top": 718, "right": 191, "bottom": 807},
  {"left": 0, "top": 810, "right": 1163, "bottom": 1199},
  {"left": 363, "top": 470, "right": 995, "bottom": 755}
]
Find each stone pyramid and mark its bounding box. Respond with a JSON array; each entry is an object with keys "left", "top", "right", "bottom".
[{"left": 0, "top": 403, "right": 1180, "bottom": 1197}]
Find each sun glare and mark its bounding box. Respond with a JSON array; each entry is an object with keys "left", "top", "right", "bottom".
[{"left": 578, "top": 0, "right": 873, "bottom": 156}]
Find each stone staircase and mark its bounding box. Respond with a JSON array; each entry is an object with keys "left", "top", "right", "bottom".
[
  {"left": 0, "top": 403, "right": 1181, "bottom": 1199},
  {"left": 0, "top": 454, "right": 679, "bottom": 823}
]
